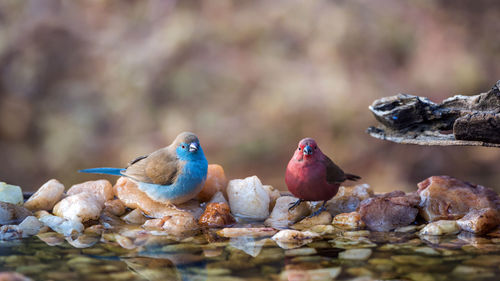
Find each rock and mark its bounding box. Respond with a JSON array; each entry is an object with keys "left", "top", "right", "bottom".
[
  {"left": 198, "top": 202, "right": 235, "bottom": 228},
  {"left": 0, "top": 202, "right": 32, "bottom": 225},
  {"left": 17, "top": 216, "right": 43, "bottom": 236},
  {"left": 339, "top": 248, "right": 372, "bottom": 260},
  {"left": 176, "top": 199, "right": 204, "bottom": 220},
  {"left": 196, "top": 164, "right": 228, "bottom": 202},
  {"left": 207, "top": 191, "right": 228, "bottom": 204},
  {"left": 332, "top": 212, "right": 365, "bottom": 230},
  {"left": 0, "top": 272, "right": 33, "bottom": 281},
  {"left": 37, "top": 211, "right": 84, "bottom": 237},
  {"left": 417, "top": 176, "right": 500, "bottom": 222},
  {"left": 271, "top": 229, "right": 319, "bottom": 249},
  {"left": 121, "top": 209, "right": 147, "bottom": 224},
  {"left": 24, "top": 179, "right": 65, "bottom": 211},
  {"left": 227, "top": 176, "right": 270, "bottom": 220},
  {"left": 419, "top": 220, "right": 460, "bottom": 235},
  {"left": 53, "top": 192, "right": 102, "bottom": 223},
  {"left": 326, "top": 184, "right": 373, "bottom": 216},
  {"left": 292, "top": 211, "right": 332, "bottom": 230},
  {"left": 358, "top": 191, "right": 419, "bottom": 231},
  {"left": 0, "top": 225, "right": 22, "bottom": 240},
  {"left": 395, "top": 225, "right": 419, "bottom": 233},
  {"left": 104, "top": 199, "right": 126, "bottom": 216},
  {"left": 142, "top": 211, "right": 199, "bottom": 236},
  {"left": 457, "top": 208, "right": 500, "bottom": 235},
  {"left": 67, "top": 179, "right": 113, "bottom": 205},
  {"left": 0, "top": 182, "right": 23, "bottom": 205},
  {"left": 264, "top": 196, "right": 310, "bottom": 228},
  {"left": 262, "top": 185, "right": 281, "bottom": 210},
  {"left": 217, "top": 227, "right": 278, "bottom": 238},
  {"left": 114, "top": 177, "right": 184, "bottom": 218}
]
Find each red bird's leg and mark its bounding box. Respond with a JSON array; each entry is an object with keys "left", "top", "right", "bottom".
[
  {"left": 308, "top": 200, "right": 328, "bottom": 218},
  {"left": 288, "top": 199, "right": 304, "bottom": 211}
]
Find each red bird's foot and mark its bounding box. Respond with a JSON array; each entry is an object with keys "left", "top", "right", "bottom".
[
  {"left": 288, "top": 199, "right": 304, "bottom": 211},
  {"left": 307, "top": 201, "right": 328, "bottom": 218}
]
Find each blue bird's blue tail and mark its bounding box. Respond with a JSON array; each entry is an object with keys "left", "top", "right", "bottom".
[{"left": 78, "top": 167, "right": 125, "bottom": 176}]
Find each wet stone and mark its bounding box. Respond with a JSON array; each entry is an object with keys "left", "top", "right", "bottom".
[
  {"left": 24, "top": 179, "right": 64, "bottom": 211},
  {"left": 417, "top": 176, "right": 499, "bottom": 222},
  {"left": 358, "top": 191, "right": 419, "bottom": 231}
]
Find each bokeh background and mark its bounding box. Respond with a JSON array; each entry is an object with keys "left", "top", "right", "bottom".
[{"left": 1, "top": 0, "right": 499, "bottom": 193}]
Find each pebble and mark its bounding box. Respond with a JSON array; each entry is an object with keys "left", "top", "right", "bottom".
[
  {"left": 0, "top": 202, "right": 32, "bottom": 225},
  {"left": 0, "top": 182, "right": 23, "bottom": 205},
  {"left": 53, "top": 192, "right": 102, "bottom": 223},
  {"left": 24, "top": 179, "right": 65, "bottom": 211},
  {"left": 103, "top": 199, "right": 126, "bottom": 216},
  {"left": 67, "top": 179, "right": 113, "bottom": 205},
  {"left": 264, "top": 196, "right": 310, "bottom": 228},
  {"left": 271, "top": 229, "right": 319, "bottom": 249},
  {"left": 417, "top": 175, "right": 499, "bottom": 222},
  {"left": 227, "top": 176, "right": 270, "bottom": 220},
  {"left": 198, "top": 202, "right": 235, "bottom": 228},
  {"left": 327, "top": 184, "right": 373, "bottom": 216},
  {"left": 457, "top": 208, "right": 500, "bottom": 235},
  {"left": 197, "top": 164, "right": 228, "bottom": 202},
  {"left": 292, "top": 211, "right": 332, "bottom": 230},
  {"left": 332, "top": 211, "right": 365, "bottom": 230},
  {"left": 37, "top": 211, "right": 84, "bottom": 237},
  {"left": 419, "top": 220, "right": 460, "bottom": 235}
]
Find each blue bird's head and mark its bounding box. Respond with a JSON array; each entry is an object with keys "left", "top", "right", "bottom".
[{"left": 174, "top": 132, "right": 207, "bottom": 162}]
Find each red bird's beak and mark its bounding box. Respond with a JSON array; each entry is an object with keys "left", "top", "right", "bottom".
[{"left": 303, "top": 145, "right": 313, "bottom": 155}]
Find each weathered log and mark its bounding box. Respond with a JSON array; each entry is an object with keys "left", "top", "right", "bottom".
[{"left": 367, "top": 81, "right": 500, "bottom": 147}]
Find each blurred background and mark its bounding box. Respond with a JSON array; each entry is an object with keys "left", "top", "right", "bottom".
[{"left": 0, "top": 0, "right": 499, "bottom": 193}]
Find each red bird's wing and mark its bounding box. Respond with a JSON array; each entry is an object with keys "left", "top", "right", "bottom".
[{"left": 322, "top": 155, "right": 347, "bottom": 184}]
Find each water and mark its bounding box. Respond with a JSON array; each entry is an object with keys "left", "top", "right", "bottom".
[{"left": 1, "top": 230, "right": 500, "bottom": 281}]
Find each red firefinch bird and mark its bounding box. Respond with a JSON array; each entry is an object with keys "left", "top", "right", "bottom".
[{"left": 285, "top": 138, "right": 360, "bottom": 216}]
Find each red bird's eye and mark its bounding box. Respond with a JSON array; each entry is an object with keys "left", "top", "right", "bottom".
[{"left": 298, "top": 147, "right": 301, "bottom": 151}]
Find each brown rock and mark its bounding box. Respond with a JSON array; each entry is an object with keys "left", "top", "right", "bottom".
[
  {"left": 198, "top": 202, "right": 235, "bottom": 228},
  {"left": 24, "top": 179, "right": 65, "bottom": 211},
  {"left": 143, "top": 212, "right": 199, "bottom": 236},
  {"left": 196, "top": 164, "right": 228, "bottom": 202},
  {"left": 358, "top": 192, "right": 419, "bottom": 232},
  {"left": 114, "top": 177, "right": 194, "bottom": 218},
  {"left": 293, "top": 211, "right": 332, "bottom": 230},
  {"left": 326, "top": 184, "right": 373, "bottom": 216},
  {"left": 417, "top": 176, "right": 500, "bottom": 222},
  {"left": 457, "top": 208, "right": 500, "bottom": 235},
  {"left": 332, "top": 212, "right": 365, "bottom": 230},
  {"left": 104, "top": 199, "right": 126, "bottom": 216},
  {"left": 0, "top": 202, "right": 32, "bottom": 225}
]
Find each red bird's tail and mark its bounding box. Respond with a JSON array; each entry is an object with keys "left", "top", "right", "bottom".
[{"left": 345, "top": 173, "right": 361, "bottom": 181}]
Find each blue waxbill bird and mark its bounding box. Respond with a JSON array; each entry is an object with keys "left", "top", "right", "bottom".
[{"left": 79, "top": 132, "right": 208, "bottom": 205}]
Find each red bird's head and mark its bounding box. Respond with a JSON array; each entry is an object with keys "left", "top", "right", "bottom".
[{"left": 293, "top": 138, "right": 322, "bottom": 161}]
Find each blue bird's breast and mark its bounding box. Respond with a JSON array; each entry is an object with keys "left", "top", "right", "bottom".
[{"left": 137, "top": 158, "right": 208, "bottom": 205}]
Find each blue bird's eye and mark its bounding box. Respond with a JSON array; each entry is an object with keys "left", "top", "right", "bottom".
[{"left": 181, "top": 145, "right": 186, "bottom": 149}]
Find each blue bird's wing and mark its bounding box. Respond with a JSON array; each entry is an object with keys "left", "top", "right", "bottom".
[{"left": 122, "top": 147, "right": 180, "bottom": 185}]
